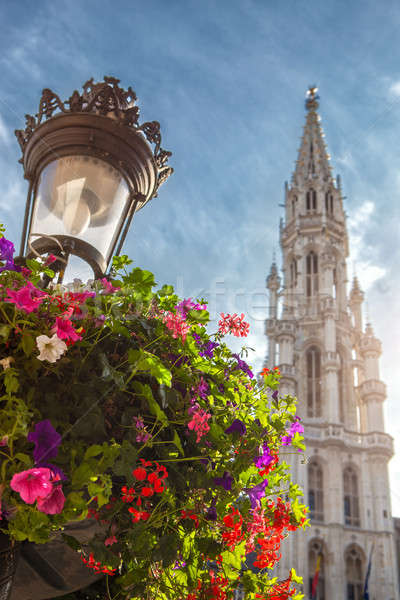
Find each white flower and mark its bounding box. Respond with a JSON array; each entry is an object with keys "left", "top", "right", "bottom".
[
  {"left": 0, "top": 357, "right": 13, "bottom": 370},
  {"left": 36, "top": 333, "right": 67, "bottom": 363}
]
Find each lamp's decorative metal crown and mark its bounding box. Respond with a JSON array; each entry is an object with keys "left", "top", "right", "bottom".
[{"left": 14, "top": 76, "right": 173, "bottom": 191}]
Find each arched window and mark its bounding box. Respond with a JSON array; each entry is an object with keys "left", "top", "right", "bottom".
[
  {"left": 307, "top": 346, "right": 321, "bottom": 417},
  {"left": 308, "top": 461, "right": 324, "bottom": 521},
  {"left": 291, "top": 195, "right": 297, "bottom": 219},
  {"left": 289, "top": 259, "right": 297, "bottom": 288},
  {"left": 345, "top": 547, "right": 363, "bottom": 599},
  {"left": 343, "top": 467, "right": 360, "bottom": 527},
  {"left": 308, "top": 540, "right": 325, "bottom": 600},
  {"left": 306, "top": 188, "right": 317, "bottom": 212},
  {"left": 325, "top": 191, "right": 334, "bottom": 215},
  {"left": 306, "top": 251, "right": 318, "bottom": 297}
]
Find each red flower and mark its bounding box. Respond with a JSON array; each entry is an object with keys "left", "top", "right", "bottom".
[
  {"left": 141, "top": 486, "right": 154, "bottom": 497},
  {"left": 132, "top": 467, "right": 147, "bottom": 481},
  {"left": 181, "top": 510, "right": 199, "bottom": 528},
  {"left": 218, "top": 313, "right": 250, "bottom": 337},
  {"left": 121, "top": 486, "right": 135, "bottom": 503},
  {"left": 128, "top": 507, "right": 151, "bottom": 522}
]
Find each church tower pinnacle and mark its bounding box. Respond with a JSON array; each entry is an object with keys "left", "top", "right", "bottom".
[{"left": 265, "top": 89, "right": 398, "bottom": 599}]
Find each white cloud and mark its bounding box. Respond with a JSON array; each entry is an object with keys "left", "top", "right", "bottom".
[
  {"left": 0, "top": 115, "right": 10, "bottom": 145},
  {"left": 389, "top": 80, "right": 400, "bottom": 98}
]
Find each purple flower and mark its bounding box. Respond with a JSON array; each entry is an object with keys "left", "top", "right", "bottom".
[
  {"left": 193, "top": 377, "right": 209, "bottom": 400},
  {"left": 175, "top": 298, "right": 207, "bottom": 318},
  {"left": 272, "top": 390, "right": 279, "bottom": 401},
  {"left": 214, "top": 471, "right": 233, "bottom": 491},
  {"left": 39, "top": 463, "right": 67, "bottom": 481},
  {"left": 0, "top": 238, "right": 15, "bottom": 262},
  {"left": 232, "top": 353, "right": 254, "bottom": 379},
  {"left": 225, "top": 419, "right": 246, "bottom": 436},
  {"left": 28, "top": 420, "right": 62, "bottom": 464},
  {"left": 200, "top": 340, "right": 219, "bottom": 359},
  {"left": 205, "top": 499, "right": 217, "bottom": 521},
  {"left": 288, "top": 420, "right": 304, "bottom": 436},
  {"left": 282, "top": 418, "right": 304, "bottom": 446},
  {"left": 246, "top": 479, "right": 268, "bottom": 508},
  {"left": 253, "top": 444, "right": 274, "bottom": 469},
  {"left": 192, "top": 333, "right": 219, "bottom": 359}
]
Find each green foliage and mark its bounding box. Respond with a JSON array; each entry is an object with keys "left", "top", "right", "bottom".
[{"left": 0, "top": 239, "right": 308, "bottom": 600}]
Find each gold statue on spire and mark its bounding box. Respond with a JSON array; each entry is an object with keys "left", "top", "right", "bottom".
[{"left": 305, "top": 85, "right": 319, "bottom": 111}]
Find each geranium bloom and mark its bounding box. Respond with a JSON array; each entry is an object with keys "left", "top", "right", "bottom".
[
  {"left": 36, "top": 333, "right": 67, "bottom": 363},
  {"left": 104, "top": 535, "right": 118, "bottom": 546},
  {"left": 37, "top": 480, "right": 65, "bottom": 514},
  {"left": 132, "top": 467, "right": 147, "bottom": 481},
  {"left": 54, "top": 317, "right": 82, "bottom": 343},
  {"left": 10, "top": 468, "right": 52, "bottom": 504},
  {"left": 218, "top": 313, "right": 249, "bottom": 337},
  {"left": 28, "top": 420, "right": 62, "bottom": 464},
  {"left": 128, "top": 507, "right": 151, "bottom": 522},
  {"left": 100, "top": 277, "right": 120, "bottom": 295},
  {"left": 162, "top": 311, "right": 191, "bottom": 342},
  {"left": 81, "top": 553, "right": 116, "bottom": 575},
  {"left": 187, "top": 407, "right": 211, "bottom": 442}
]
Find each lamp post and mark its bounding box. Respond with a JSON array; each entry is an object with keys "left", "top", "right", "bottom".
[
  {"left": 1, "top": 77, "right": 173, "bottom": 600},
  {"left": 15, "top": 76, "right": 173, "bottom": 281}
]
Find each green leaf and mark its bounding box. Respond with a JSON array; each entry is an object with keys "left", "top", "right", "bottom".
[
  {"left": 133, "top": 382, "right": 168, "bottom": 425},
  {"left": 14, "top": 452, "right": 32, "bottom": 466},
  {"left": 129, "top": 349, "right": 172, "bottom": 388},
  {"left": 21, "top": 334, "right": 35, "bottom": 357},
  {"left": 172, "top": 430, "right": 184, "bottom": 456},
  {"left": 4, "top": 368, "right": 19, "bottom": 394},
  {"left": 0, "top": 324, "right": 11, "bottom": 341},
  {"left": 112, "top": 254, "right": 133, "bottom": 271},
  {"left": 71, "top": 462, "right": 92, "bottom": 488},
  {"left": 84, "top": 444, "right": 103, "bottom": 459}
]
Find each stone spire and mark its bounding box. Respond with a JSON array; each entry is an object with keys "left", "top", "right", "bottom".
[
  {"left": 349, "top": 276, "right": 364, "bottom": 331},
  {"left": 292, "top": 86, "right": 334, "bottom": 188}
]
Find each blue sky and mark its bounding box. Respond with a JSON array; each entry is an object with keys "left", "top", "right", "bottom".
[{"left": 1, "top": 0, "right": 400, "bottom": 512}]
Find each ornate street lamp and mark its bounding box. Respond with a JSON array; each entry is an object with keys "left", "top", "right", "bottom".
[{"left": 15, "top": 76, "right": 173, "bottom": 281}]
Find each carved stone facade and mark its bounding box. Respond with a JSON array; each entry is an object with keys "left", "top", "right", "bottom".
[{"left": 265, "top": 89, "right": 399, "bottom": 599}]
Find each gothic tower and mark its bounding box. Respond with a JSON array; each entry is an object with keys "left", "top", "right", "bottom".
[{"left": 265, "top": 88, "right": 399, "bottom": 599}]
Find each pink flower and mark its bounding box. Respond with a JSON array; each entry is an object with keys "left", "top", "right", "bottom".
[
  {"left": 162, "top": 311, "right": 191, "bottom": 342},
  {"left": 54, "top": 317, "right": 82, "bottom": 342},
  {"left": 10, "top": 468, "right": 52, "bottom": 504},
  {"left": 100, "top": 278, "right": 120, "bottom": 295},
  {"left": 104, "top": 535, "right": 118, "bottom": 547},
  {"left": 5, "top": 282, "right": 46, "bottom": 314},
  {"left": 218, "top": 313, "right": 250, "bottom": 337},
  {"left": 187, "top": 408, "right": 211, "bottom": 443},
  {"left": 36, "top": 482, "right": 65, "bottom": 514}
]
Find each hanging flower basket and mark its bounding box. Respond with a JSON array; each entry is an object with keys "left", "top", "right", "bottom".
[{"left": 0, "top": 231, "right": 308, "bottom": 600}]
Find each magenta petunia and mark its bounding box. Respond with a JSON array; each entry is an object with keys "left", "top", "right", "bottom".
[
  {"left": 36, "top": 483, "right": 65, "bottom": 514},
  {"left": 54, "top": 317, "right": 82, "bottom": 342},
  {"left": 10, "top": 468, "right": 53, "bottom": 504}
]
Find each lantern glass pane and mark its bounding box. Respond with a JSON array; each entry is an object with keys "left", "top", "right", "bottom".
[{"left": 30, "top": 156, "right": 130, "bottom": 263}]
